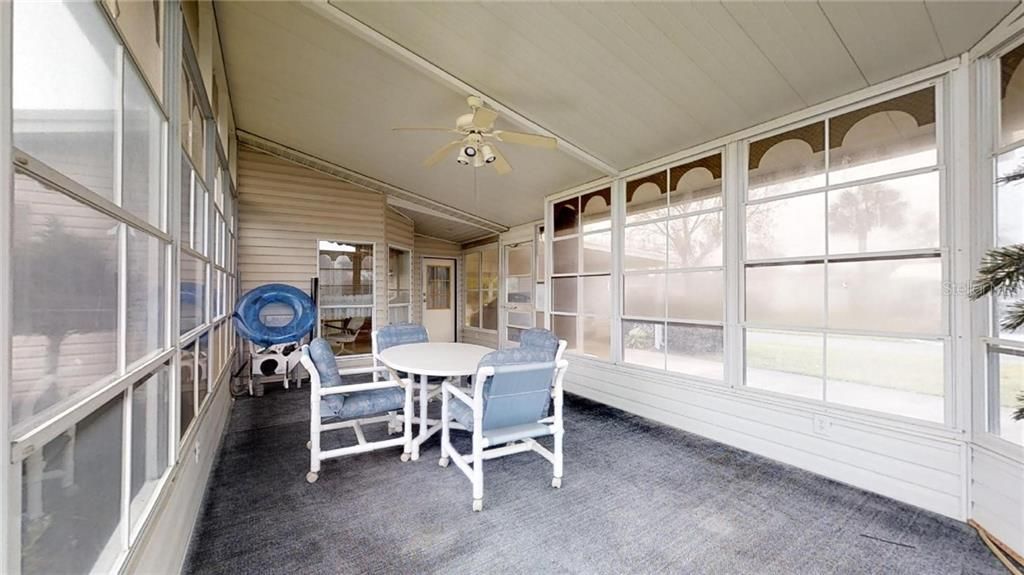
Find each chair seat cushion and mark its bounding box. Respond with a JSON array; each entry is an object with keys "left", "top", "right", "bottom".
[{"left": 322, "top": 387, "right": 405, "bottom": 421}]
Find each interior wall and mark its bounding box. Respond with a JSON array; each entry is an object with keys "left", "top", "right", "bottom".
[{"left": 236, "top": 148, "right": 389, "bottom": 327}]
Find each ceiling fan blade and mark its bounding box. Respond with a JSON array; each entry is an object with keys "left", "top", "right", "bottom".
[
  {"left": 423, "top": 140, "right": 462, "bottom": 168},
  {"left": 492, "top": 130, "right": 557, "bottom": 149},
  {"left": 491, "top": 146, "right": 512, "bottom": 175},
  {"left": 393, "top": 127, "right": 460, "bottom": 133},
  {"left": 470, "top": 106, "right": 499, "bottom": 130}
]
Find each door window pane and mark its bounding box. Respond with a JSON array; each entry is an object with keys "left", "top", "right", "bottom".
[
  {"left": 426, "top": 265, "right": 451, "bottom": 310},
  {"left": 466, "top": 291, "right": 480, "bottom": 329},
  {"left": 180, "top": 252, "right": 204, "bottom": 334},
  {"left": 667, "top": 271, "right": 723, "bottom": 322},
  {"left": 667, "top": 323, "right": 723, "bottom": 380},
  {"left": 126, "top": 228, "right": 166, "bottom": 367},
  {"left": 552, "top": 277, "right": 578, "bottom": 313},
  {"left": 746, "top": 330, "right": 824, "bottom": 400},
  {"left": 745, "top": 264, "right": 825, "bottom": 327},
  {"left": 745, "top": 192, "right": 826, "bottom": 260},
  {"left": 482, "top": 248, "right": 499, "bottom": 292},
  {"left": 826, "top": 335, "right": 943, "bottom": 422},
  {"left": 552, "top": 237, "right": 578, "bottom": 275},
  {"left": 668, "top": 212, "right": 722, "bottom": 268},
  {"left": 582, "top": 232, "right": 612, "bottom": 274},
  {"left": 506, "top": 276, "right": 532, "bottom": 304},
  {"left": 827, "top": 171, "right": 940, "bottom": 254},
  {"left": 123, "top": 59, "right": 165, "bottom": 227},
  {"left": 582, "top": 316, "right": 611, "bottom": 360},
  {"left": 21, "top": 395, "right": 123, "bottom": 575},
  {"left": 827, "top": 257, "right": 942, "bottom": 335},
  {"left": 12, "top": 174, "right": 119, "bottom": 426},
  {"left": 481, "top": 289, "right": 498, "bottom": 331},
  {"left": 624, "top": 223, "right": 666, "bottom": 271},
  {"left": 581, "top": 275, "right": 610, "bottom": 316},
  {"left": 552, "top": 315, "right": 577, "bottom": 352},
  {"left": 465, "top": 252, "right": 480, "bottom": 291},
  {"left": 506, "top": 244, "right": 532, "bottom": 276},
  {"left": 748, "top": 122, "right": 826, "bottom": 200},
  {"left": 130, "top": 365, "right": 170, "bottom": 528},
  {"left": 828, "top": 87, "right": 936, "bottom": 186},
  {"left": 13, "top": 0, "right": 118, "bottom": 201},
  {"left": 623, "top": 274, "right": 665, "bottom": 319},
  {"left": 623, "top": 320, "right": 664, "bottom": 370}
]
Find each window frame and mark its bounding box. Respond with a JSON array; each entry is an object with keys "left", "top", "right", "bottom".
[
  {"left": 316, "top": 239, "right": 376, "bottom": 356},
  {"left": 463, "top": 243, "right": 499, "bottom": 333},
  {"left": 387, "top": 244, "right": 413, "bottom": 325}
]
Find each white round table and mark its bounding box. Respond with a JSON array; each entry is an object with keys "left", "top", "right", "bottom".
[{"left": 378, "top": 342, "right": 493, "bottom": 460}]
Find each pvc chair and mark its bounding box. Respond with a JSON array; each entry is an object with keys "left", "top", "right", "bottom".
[
  {"left": 299, "top": 338, "right": 413, "bottom": 483},
  {"left": 439, "top": 347, "right": 569, "bottom": 511},
  {"left": 371, "top": 323, "right": 448, "bottom": 436}
]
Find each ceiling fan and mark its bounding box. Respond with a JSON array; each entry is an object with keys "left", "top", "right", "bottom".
[{"left": 393, "top": 95, "right": 557, "bottom": 175}]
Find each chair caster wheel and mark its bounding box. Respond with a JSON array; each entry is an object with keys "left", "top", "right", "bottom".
[
  {"left": 472, "top": 499, "right": 483, "bottom": 512},
  {"left": 306, "top": 441, "right": 311, "bottom": 450},
  {"left": 411, "top": 452, "right": 419, "bottom": 461},
  {"left": 306, "top": 472, "right": 318, "bottom": 484},
  {"left": 551, "top": 477, "right": 561, "bottom": 489},
  {"left": 400, "top": 453, "right": 411, "bottom": 462},
  {"left": 439, "top": 457, "right": 450, "bottom": 468}
]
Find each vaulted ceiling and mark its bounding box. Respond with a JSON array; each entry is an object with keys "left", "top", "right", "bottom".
[{"left": 218, "top": 1, "right": 1015, "bottom": 231}]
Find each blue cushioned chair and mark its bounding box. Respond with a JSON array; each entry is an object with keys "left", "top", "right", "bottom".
[
  {"left": 439, "top": 347, "right": 569, "bottom": 511},
  {"left": 299, "top": 338, "right": 413, "bottom": 483}
]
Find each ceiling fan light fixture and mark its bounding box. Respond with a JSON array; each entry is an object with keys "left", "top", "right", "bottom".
[
  {"left": 463, "top": 145, "right": 477, "bottom": 158},
  {"left": 456, "top": 151, "right": 470, "bottom": 165},
  {"left": 481, "top": 144, "right": 496, "bottom": 164}
]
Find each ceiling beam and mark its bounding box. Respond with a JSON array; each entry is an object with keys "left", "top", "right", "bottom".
[
  {"left": 305, "top": 0, "right": 620, "bottom": 177},
  {"left": 237, "top": 130, "right": 508, "bottom": 235}
]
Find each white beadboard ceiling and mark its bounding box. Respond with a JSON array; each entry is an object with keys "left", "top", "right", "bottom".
[{"left": 219, "top": 1, "right": 1014, "bottom": 229}]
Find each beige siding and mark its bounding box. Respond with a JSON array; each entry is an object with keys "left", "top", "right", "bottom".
[
  {"left": 237, "top": 149, "right": 388, "bottom": 327},
  {"left": 386, "top": 207, "right": 415, "bottom": 249}
]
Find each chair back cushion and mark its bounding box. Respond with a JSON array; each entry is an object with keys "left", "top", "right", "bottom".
[
  {"left": 308, "top": 338, "right": 344, "bottom": 389},
  {"left": 478, "top": 348, "right": 556, "bottom": 430},
  {"left": 375, "top": 323, "right": 429, "bottom": 352},
  {"left": 519, "top": 328, "right": 559, "bottom": 358}
]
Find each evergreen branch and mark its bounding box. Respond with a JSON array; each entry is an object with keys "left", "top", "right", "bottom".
[
  {"left": 997, "top": 165, "right": 1024, "bottom": 184},
  {"left": 1002, "top": 301, "right": 1024, "bottom": 333},
  {"left": 1015, "top": 393, "right": 1024, "bottom": 421},
  {"left": 971, "top": 244, "right": 1024, "bottom": 300}
]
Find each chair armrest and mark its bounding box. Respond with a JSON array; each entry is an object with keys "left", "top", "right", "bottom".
[
  {"left": 444, "top": 383, "right": 474, "bottom": 407},
  {"left": 319, "top": 379, "right": 410, "bottom": 397},
  {"left": 336, "top": 365, "right": 389, "bottom": 377}
]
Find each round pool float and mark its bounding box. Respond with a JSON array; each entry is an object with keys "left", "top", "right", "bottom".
[{"left": 233, "top": 283, "right": 316, "bottom": 347}]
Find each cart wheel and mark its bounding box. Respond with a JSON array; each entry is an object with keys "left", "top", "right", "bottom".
[
  {"left": 439, "top": 457, "right": 450, "bottom": 468},
  {"left": 305, "top": 472, "right": 318, "bottom": 484},
  {"left": 400, "top": 453, "right": 411, "bottom": 462},
  {"left": 411, "top": 452, "right": 419, "bottom": 462},
  {"left": 551, "top": 477, "right": 562, "bottom": 489},
  {"left": 306, "top": 441, "right": 311, "bottom": 450},
  {"left": 472, "top": 499, "right": 483, "bottom": 512}
]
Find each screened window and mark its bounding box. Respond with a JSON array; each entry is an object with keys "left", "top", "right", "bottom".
[
  {"left": 318, "top": 241, "right": 374, "bottom": 355},
  {"left": 388, "top": 246, "right": 412, "bottom": 324},
  {"left": 744, "top": 86, "right": 945, "bottom": 423},
  {"left": 551, "top": 189, "right": 612, "bottom": 358},
  {"left": 465, "top": 245, "right": 499, "bottom": 330},
  {"left": 985, "top": 43, "right": 1024, "bottom": 445},
  {"left": 623, "top": 154, "right": 724, "bottom": 378}
]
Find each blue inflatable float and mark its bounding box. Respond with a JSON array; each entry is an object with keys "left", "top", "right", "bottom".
[{"left": 233, "top": 283, "right": 316, "bottom": 347}]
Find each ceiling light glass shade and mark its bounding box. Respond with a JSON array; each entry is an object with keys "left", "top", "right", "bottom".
[
  {"left": 456, "top": 152, "right": 470, "bottom": 165},
  {"left": 463, "top": 145, "right": 477, "bottom": 157}
]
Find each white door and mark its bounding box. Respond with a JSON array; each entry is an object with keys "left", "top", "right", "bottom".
[
  {"left": 422, "top": 258, "right": 456, "bottom": 342},
  {"left": 501, "top": 241, "right": 535, "bottom": 348}
]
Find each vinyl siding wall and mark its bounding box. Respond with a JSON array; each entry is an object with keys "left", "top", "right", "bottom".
[
  {"left": 971, "top": 445, "right": 1024, "bottom": 554},
  {"left": 236, "top": 148, "right": 389, "bottom": 328}
]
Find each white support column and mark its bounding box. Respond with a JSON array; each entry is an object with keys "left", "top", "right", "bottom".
[
  {"left": 1, "top": 0, "right": 16, "bottom": 570},
  {"left": 723, "top": 141, "right": 744, "bottom": 388}
]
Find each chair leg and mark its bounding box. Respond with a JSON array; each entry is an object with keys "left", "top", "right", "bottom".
[
  {"left": 414, "top": 373, "right": 428, "bottom": 461},
  {"left": 401, "top": 382, "right": 414, "bottom": 462},
  {"left": 552, "top": 428, "right": 563, "bottom": 489},
  {"left": 439, "top": 385, "right": 451, "bottom": 468},
  {"left": 308, "top": 414, "right": 320, "bottom": 483},
  {"left": 472, "top": 431, "right": 484, "bottom": 511}
]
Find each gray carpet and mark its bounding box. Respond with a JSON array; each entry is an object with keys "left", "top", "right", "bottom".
[{"left": 184, "top": 384, "right": 1005, "bottom": 574}]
